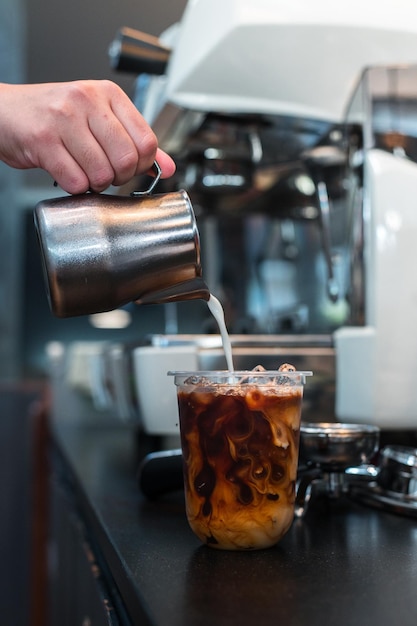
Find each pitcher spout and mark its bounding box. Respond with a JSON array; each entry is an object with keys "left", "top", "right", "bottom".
[{"left": 135, "top": 277, "right": 210, "bottom": 305}]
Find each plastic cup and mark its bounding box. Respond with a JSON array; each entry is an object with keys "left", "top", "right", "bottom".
[{"left": 170, "top": 369, "right": 312, "bottom": 550}]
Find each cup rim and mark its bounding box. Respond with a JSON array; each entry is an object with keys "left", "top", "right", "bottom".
[{"left": 168, "top": 370, "right": 312, "bottom": 385}]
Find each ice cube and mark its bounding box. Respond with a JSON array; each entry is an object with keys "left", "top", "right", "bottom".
[
  {"left": 278, "top": 363, "right": 296, "bottom": 372},
  {"left": 184, "top": 375, "right": 213, "bottom": 386}
]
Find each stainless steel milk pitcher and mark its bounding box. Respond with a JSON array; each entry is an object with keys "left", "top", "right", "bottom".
[{"left": 34, "top": 163, "right": 209, "bottom": 317}]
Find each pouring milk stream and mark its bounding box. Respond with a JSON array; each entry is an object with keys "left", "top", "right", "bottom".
[{"left": 207, "top": 294, "right": 234, "bottom": 371}]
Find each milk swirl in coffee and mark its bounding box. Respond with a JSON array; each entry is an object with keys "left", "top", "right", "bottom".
[{"left": 175, "top": 294, "right": 306, "bottom": 550}]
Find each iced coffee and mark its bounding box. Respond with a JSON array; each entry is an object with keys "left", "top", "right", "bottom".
[{"left": 171, "top": 365, "right": 311, "bottom": 550}]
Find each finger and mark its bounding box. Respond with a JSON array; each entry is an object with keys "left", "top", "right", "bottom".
[
  {"left": 87, "top": 112, "right": 145, "bottom": 187},
  {"left": 94, "top": 83, "right": 176, "bottom": 181},
  {"left": 61, "top": 131, "right": 117, "bottom": 192},
  {"left": 38, "top": 143, "right": 90, "bottom": 194},
  {"left": 87, "top": 110, "right": 176, "bottom": 185},
  {"left": 154, "top": 148, "right": 176, "bottom": 179},
  {"left": 108, "top": 92, "right": 164, "bottom": 173}
]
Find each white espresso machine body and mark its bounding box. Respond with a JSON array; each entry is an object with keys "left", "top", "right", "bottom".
[{"left": 137, "top": 0, "right": 417, "bottom": 429}]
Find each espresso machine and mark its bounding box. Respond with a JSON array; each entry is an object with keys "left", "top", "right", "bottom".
[{"left": 108, "top": 0, "right": 417, "bottom": 433}]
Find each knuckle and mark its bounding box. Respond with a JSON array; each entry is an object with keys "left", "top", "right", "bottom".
[
  {"left": 78, "top": 145, "right": 115, "bottom": 191},
  {"left": 140, "top": 129, "right": 158, "bottom": 155},
  {"left": 116, "top": 149, "right": 138, "bottom": 174},
  {"left": 68, "top": 180, "right": 90, "bottom": 195},
  {"left": 136, "top": 131, "right": 158, "bottom": 172},
  {"left": 88, "top": 167, "right": 114, "bottom": 191},
  {"left": 49, "top": 81, "right": 97, "bottom": 118},
  {"left": 100, "top": 79, "right": 119, "bottom": 95},
  {"left": 53, "top": 167, "right": 90, "bottom": 195}
]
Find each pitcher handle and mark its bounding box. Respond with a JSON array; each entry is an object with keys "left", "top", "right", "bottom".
[{"left": 131, "top": 161, "right": 162, "bottom": 196}]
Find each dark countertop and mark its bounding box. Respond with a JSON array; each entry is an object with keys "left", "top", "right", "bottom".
[{"left": 51, "top": 417, "right": 417, "bottom": 626}]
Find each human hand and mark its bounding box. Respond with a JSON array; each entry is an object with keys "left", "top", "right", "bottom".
[{"left": 0, "top": 80, "right": 176, "bottom": 194}]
